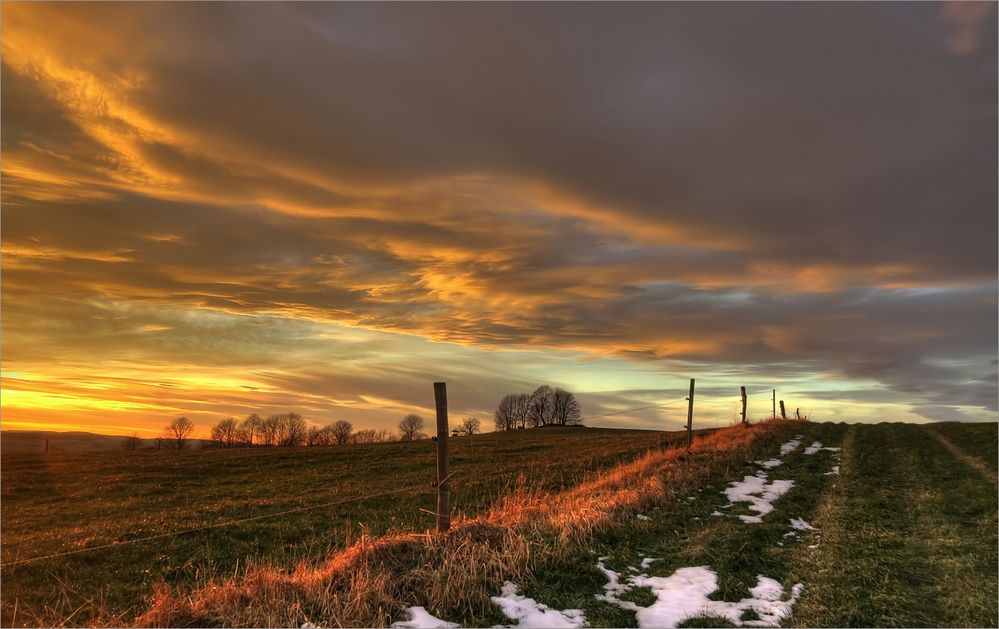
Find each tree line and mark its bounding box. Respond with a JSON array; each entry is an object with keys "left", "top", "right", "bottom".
[
  {"left": 150, "top": 411, "right": 484, "bottom": 450},
  {"left": 494, "top": 385, "right": 582, "bottom": 431}
]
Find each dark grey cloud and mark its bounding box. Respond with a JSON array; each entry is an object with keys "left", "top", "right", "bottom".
[{"left": 2, "top": 2, "right": 996, "bottom": 429}]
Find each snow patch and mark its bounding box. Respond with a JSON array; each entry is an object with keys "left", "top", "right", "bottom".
[
  {"left": 491, "top": 583, "right": 586, "bottom": 628},
  {"left": 710, "top": 510, "right": 723, "bottom": 517},
  {"left": 804, "top": 441, "right": 841, "bottom": 455},
  {"left": 597, "top": 561, "right": 803, "bottom": 628},
  {"left": 780, "top": 437, "right": 804, "bottom": 456},
  {"left": 755, "top": 458, "right": 783, "bottom": 469},
  {"left": 392, "top": 607, "right": 459, "bottom": 629},
  {"left": 723, "top": 474, "right": 794, "bottom": 523},
  {"left": 789, "top": 518, "right": 814, "bottom": 531},
  {"left": 641, "top": 557, "right": 658, "bottom": 569},
  {"left": 825, "top": 466, "right": 840, "bottom": 475},
  {"left": 637, "top": 514, "right": 651, "bottom": 521}
]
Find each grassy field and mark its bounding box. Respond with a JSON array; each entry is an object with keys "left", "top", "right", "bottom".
[
  {"left": 1, "top": 421, "right": 996, "bottom": 627},
  {"left": 1, "top": 426, "right": 682, "bottom": 626}
]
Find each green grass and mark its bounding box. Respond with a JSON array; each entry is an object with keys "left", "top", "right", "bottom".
[
  {"left": 4, "top": 420, "right": 996, "bottom": 627},
  {"left": 788, "top": 423, "right": 998, "bottom": 628},
  {"left": 929, "top": 421, "right": 998, "bottom": 474},
  {"left": 0, "top": 426, "right": 682, "bottom": 627}
]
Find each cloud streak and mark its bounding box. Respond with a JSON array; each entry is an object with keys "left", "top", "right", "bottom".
[{"left": 1, "top": 2, "right": 996, "bottom": 435}]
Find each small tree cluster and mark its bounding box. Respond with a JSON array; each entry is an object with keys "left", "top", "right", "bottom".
[
  {"left": 494, "top": 386, "right": 582, "bottom": 430},
  {"left": 351, "top": 428, "right": 396, "bottom": 444},
  {"left": 210, "top": 415, "right": 357, "bottom": 448}
]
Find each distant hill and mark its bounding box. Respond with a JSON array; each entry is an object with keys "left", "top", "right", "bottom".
[{"left": 0, "top": 430, "right": 211, "bottom": 454}]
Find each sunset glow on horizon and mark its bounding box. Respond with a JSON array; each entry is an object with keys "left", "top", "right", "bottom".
[{"left": 2, "top": 2, "right": 996, "bottom": 439}]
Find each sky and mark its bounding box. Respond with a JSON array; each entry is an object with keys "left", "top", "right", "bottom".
[{"left": 1, "top": 2, "right": 996, "bottom": 438}]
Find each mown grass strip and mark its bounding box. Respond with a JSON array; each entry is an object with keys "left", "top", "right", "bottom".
[{"left": 789, "top": 423, "right": 998, "bottom": 628}]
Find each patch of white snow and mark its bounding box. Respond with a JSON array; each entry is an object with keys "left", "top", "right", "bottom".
[
  {"left": 491, "top": 583, "right": 586, "bottom": 629},
  {"left": 392, "top": 607, "right": 459, "bottom": 629},
  {"left": 754, "top": 458, "right": 783, "bottom": 469},
  {"left": 723, "top": 475, "right": 794, "bottom": 523},
  {"left": 597, "top": 562, "right": 803, "bottom": 628}
]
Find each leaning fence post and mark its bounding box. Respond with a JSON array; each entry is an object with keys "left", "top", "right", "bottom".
[
  {"left": 686, "top": 378, "right": 695, "bottom": 448},
  {"left": 45, "top": 439, "right": 49, "bottom": 454},
  {"left": 740, "top": 386, "right": 747, "bottom": 424},
  {"left": 433, "top": 382, "right": 451, "bottom": 532},
  {"left": 779, "top": 400, "right": 787, "bottom": 420}
]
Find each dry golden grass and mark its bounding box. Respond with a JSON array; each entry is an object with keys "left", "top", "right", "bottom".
[{"left": 136, "top": 420, "right": 794, "bottom": 628}]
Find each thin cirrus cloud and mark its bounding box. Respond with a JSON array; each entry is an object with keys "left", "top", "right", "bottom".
[{"left": 1, "top": 2, "right": 996, "bottom": 437}]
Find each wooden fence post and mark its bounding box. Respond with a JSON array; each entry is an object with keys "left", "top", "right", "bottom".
[
  {"left": 795, "top": 408, "right": 801, "bottom": 420},
  {"left": 740, "top": 386, "right": 747, "bottom": 424},
  {"left": 779, "top": 400, "right": 787, "bottom": 420},
  {"left": 772, "top": 389, "right": 776, "bottom": 418},
  {"left": 686, "top": 378, "right": 695, "bottom": 448},
  {"left": 433, "top": 382, "right": 451, "bottom": 533},
  {"left": 45, "top": 438, "right": 49, "bottom": 454}
]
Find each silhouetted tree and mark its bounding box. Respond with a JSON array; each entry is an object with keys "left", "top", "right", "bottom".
[
  {"left": 237, "top": 414, "right": 262, "bottom": 446},
  {"left": 527, "top": 386, "right": 554, "bottom": 427},
  {"left": 550, "top": 388, "right": 583, "bottom": 426},
  {"left": 398, "top": 414, "right": 426, "bottom": 441},
  {"left": 211, "top": 417, "right": 240, "bottom": 447},
  {"left": 281, "top": 412, "right": 308, "bottom": 447},
  {"left": 306, "top": 425, "right": 323, "bottom": 447},
  {"left": 461, "top": 417, "right": 481, "bottom": 435},
  {"left": 331, "top": 420, "right": 353, "bottom": 445},
  {"left": 165, "top": 416, "right": 195, "bottom": 449},
  {"left": 495, "top": 395, "right": 518, "bottom": 431},
  {"left": 260, "top": 415, "right": 281, "bottom": 446}
]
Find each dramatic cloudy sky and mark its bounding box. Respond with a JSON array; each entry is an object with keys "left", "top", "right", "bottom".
[{"left": 2, "top": 2, "right": 996, "bottom": 437}]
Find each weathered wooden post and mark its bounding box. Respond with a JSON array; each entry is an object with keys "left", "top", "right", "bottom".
[
  {"left": 779, "top": 400, "right": 787, "bottom": 420},
  {"left": 740, "top": 386, "right": 747, "bottom": 424},
  {"left": 45, "top": 439, "right": 49, "bottom": 454},
  {"left": 686, "top": 378, "right": 695, "bottom": 448},
  {"left": 433, "top": 382, "right": 451, "bottom": 532},
  {"left": 795, "top": 408, "right": 801, "bottom": 420},
  {"left": 772, "top": 389, "right": 776, "bottom": 418}
]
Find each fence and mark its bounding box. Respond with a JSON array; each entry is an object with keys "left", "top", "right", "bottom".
[{"left": 5, "top": 379, "right": 805, "bottom": 565}]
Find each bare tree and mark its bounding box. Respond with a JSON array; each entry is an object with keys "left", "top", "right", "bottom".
[
  {"left": 306, "top": 425, "right": 323, "bottom": 447},
  {"left": 281, "top": 412, "right": 308, "bottom": 447},
  {"left": 165, "top": 416, "right": 195, "bottom": 449},
  {"left": 352, "top": 429, "right": 376, "bottom": 444},
  {"left": 527, "top": 386, "right": 554, "bottom": 427},
  {"left": 495, "top": 395, "right": 518, "bottom": 431},
  {"left": 211, "top": 417, "right": 240, "bottom": 447},
  {"left": 237, "top": 414, "right": 262, "bottom": 446},
  {"left": 331, "top": 420, "right": 353, "bottom": 445},
  {"left": 461, "top": 417, "right": 481, "bottom": 435},
  {"left": 550, "top": 388, "right": 583, "bottom": 426},
  {"left": 398, "top": 414, "right": 425, "bottom": 441},
  {"left": 260, "top": 415, "right": 281, "bottom": 446}
]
